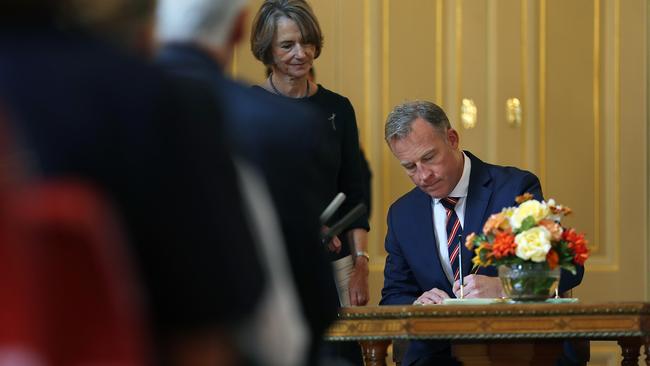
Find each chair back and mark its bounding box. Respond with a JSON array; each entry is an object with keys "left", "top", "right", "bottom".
[{"left": 0, "top": 105, "right": 149, "bottom": 365}]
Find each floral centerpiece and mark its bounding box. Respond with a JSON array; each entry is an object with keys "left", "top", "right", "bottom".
[{"left": 465, "top": 193, "right": 589, "bottom": 301}]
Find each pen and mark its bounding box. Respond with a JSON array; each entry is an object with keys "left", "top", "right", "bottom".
[{"left": 458, "top": 234, "right": 464, "bottom": 299}]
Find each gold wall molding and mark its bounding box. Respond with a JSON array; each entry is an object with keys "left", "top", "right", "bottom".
[
  {"left": 455, "top": 0, "right": 463, "bottom": 138},
  {"left": 520, "top": 0, "right": 529, "bottom": 169},
  {"left": 379, "top": 0, "right": 390, "bottom": 273},
  {"left": 538, "top": 0, "right": 547, "bottom": 191}
]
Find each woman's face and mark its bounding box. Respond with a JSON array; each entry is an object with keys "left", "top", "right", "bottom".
[{"left": 271, "top": 16, "right": 315, "bottom": 79}]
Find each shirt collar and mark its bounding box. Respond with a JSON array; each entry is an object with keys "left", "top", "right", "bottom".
[{"left": 433, "top": 151, "right": 471, "bottom": 204}]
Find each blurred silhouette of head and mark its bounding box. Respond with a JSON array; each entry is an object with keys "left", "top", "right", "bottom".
[
  {"left": 65, "top": 0, "right": 157, "bottom": 54},
  {"left": 156, "top": 0, "right": 249, "bottom": 49},
  {"left": 0, "top": 0, "right": 156, "bottom": 55}
]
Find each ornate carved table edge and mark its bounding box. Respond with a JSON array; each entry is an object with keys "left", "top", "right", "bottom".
[
  {"left": 334, "top": 302, "right": 650, "bottom": 319},
  {"left": 324, "top": 302, "right": 650, "bottom": 342}
]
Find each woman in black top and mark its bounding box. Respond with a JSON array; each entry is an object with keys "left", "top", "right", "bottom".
[{"left": 250, "top": 0, "right": 370, "bottom": 311}]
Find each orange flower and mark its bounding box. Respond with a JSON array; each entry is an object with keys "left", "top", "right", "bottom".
[
  {"left": 482, "top": 212, "right": 511, "bottom": 235},
  {"left": 538, "top": 219, "right": 563, "bottom": 241},
  {"left": 546, "top": 249, "right": 559, "bottom": 269},
  {"left": 562, "top": 228, "right": 589, "bottom": 265},
  {"left": 465, "top": 232, "right": 477, "bottom": 250},
  {"left": 515, "top": 193, "right": 534, "bottom": 204},
  {"left": 491, "top": 232, "right": 516, "bottom": 259},
  {"left": 550, "top": 204, "right": 572, "bottom": 217}
]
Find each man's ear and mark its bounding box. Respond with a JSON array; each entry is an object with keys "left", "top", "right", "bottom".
[
  {"left": 447, "top": 128, "right": 460, "bottom": 149},
  {"left": 229, "top": 9, "right": 248, "bottom": 46}
]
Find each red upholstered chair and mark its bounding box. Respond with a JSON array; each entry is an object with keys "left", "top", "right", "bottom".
[{"left": 0, "top": 108, "right": 149, "bottom": 365}]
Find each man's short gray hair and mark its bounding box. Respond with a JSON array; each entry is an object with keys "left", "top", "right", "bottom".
[
  {"left": 384, "top": 100, "right": 451, "bottom": 143},
  {"left": 156, "top": 0, "right": 248, "bottom": 47}
]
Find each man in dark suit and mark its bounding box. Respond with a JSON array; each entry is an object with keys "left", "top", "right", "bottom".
[
  {"left": 155, "top": 1, "right": 338, "bottom": 364},
  {"left": 380, "top": 101, "right": 584, "bottom": 366}
]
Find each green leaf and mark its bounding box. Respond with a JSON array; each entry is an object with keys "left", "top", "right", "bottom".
[
  {"left": 519, "top": 216, "right": 537, "bottom": 232},
  {"left": 560, "top": 263, "right": 577, "bottom": 275}
]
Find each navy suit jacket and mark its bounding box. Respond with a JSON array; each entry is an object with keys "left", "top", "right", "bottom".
[
  {"left": 380, "top": 151, "right": 584, "bottom": 364},
  {"left": 156, "top": 44, "right": 339, "bottom": 358}
]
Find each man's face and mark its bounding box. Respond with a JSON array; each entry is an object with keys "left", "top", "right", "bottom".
[{"left": 389, "top": 117, "right": 464, "bottom": 199}]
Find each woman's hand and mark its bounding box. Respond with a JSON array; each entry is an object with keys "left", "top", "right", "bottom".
[
  {"left": 348, "top": 256, "right": 369, "bottom": 306},
  {"left": 322, "top": 226, "right": 342, "bottom": 253}
]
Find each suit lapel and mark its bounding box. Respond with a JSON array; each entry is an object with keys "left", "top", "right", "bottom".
[
  {"left": 411, "top": 189, "right": 453, "bottom": 293},
  {"left": 463, "top": 152, "right": 493, "bottom": 277}
]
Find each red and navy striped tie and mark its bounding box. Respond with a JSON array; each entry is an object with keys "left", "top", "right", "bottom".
[{"left": 441, "top": 197, "right": 463, "bottom": 281}]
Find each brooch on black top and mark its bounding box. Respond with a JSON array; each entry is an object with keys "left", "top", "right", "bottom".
[{"left": 328, "top": 113, "right": 336, "bottom": 131}]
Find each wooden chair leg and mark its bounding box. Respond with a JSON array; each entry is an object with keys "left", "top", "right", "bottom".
[
  {"left": 358, "top": 340, "right": 390, "bottom": 366},
  {"left": 618, "top": 338, "right": 642, "bottom": 366}
]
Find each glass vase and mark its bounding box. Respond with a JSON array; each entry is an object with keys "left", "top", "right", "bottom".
[{"left": 498, "top": 262, "right": 561, "bottom": 302}]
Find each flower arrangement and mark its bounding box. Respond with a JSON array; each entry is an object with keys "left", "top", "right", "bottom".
[{"left": 465, "top": 193, "right": 589, "bottom": 275}]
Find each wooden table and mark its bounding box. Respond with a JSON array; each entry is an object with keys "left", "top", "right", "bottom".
[{"left": 324, "top": 301, "right": 650, "bottom": 366}]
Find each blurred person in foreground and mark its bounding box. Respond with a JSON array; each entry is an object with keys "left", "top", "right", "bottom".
[
  {"left": 380, "top": 101, "right": 585, "bottom": 366},
  {"left": 156, "top": 0, "right": 339, "bottom": 364},
  {"left": 0, "top": 1, "right": 265, "bottom": 364}
]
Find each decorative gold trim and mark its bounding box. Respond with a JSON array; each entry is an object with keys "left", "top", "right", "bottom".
[
  {"left": 325, "top": 330, "right": 648, "bottom": 342},
  {"left": 521, "top": 0, "right": 528, "bottom": 168},
  {"left": 592, "top": 0, "right": 601, "bottom": 253},
  {"left": 538, "top": 0, "right": 546, "bottom": 190},
  {"left": 455, "top": 0, "right": 463, "bottom": 135},
  {"left": 363, "top": 0, "right": 371, "bottom": 150},
  {"left": 336, "top": 303, "right": 650, "bottom": 319},
  {"left": 380, "top": 0, "right": 391, "bottom": 237},
  {"left": 334, "top": 0, "right": 342, "bottom": 90},
  {"left": 613, "top": 0, "right": 621, "bottom": 272},
  {"left": 327, "top": 302, "right": 650, "bottom": 341},
  {"left": 435, "top": 0, "right": 443, "bottom": 102}
]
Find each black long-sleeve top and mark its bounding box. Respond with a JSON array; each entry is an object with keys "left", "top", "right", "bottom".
[{"left": 254, "top": 84, "right": 370, "bottom": 260}]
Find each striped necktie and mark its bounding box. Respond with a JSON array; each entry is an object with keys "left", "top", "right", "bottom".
[{"left": 441, "top": 197, "right": 463, "bottom": 281}]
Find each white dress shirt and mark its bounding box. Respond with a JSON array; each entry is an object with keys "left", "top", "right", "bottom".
[{"left": 431, "top": 152, "right": 472, "bottom": 285}]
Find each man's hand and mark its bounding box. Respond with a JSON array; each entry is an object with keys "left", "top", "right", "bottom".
[
  {"left": 453, "top": 274, "right": 505, "bottom": 298},
  {"left": 348, "top": 256, "right": 369, "bottom": 305},
  {"left": 413, "top": 287, "right": 450, "bottom": 305}
]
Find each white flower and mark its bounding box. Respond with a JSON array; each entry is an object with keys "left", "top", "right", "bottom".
[
  {"left": 515, "top": 226, "right": 551, "bottom": 262},
  {"left": 509, "top": 199, "right": 550, "bottom": 230}
]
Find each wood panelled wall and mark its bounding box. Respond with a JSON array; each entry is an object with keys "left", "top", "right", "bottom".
[{"left": 231, "top": 1, "right": 648, "bottom": 363}]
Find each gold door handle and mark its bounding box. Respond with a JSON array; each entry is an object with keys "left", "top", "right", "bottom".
[
  {"left": 460, "top": 98, "right": 477, "bottom": 129},
  {"left": 506, "top": 98, "right": 522, "bottom": 127}
]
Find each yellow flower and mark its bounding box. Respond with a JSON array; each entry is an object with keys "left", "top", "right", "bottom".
[
  {"left": 509, "top": 199, "right": 550, "bottom": 230},
  {"left": 514, "top": 226, "right": 552, "bottom": 262}
]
